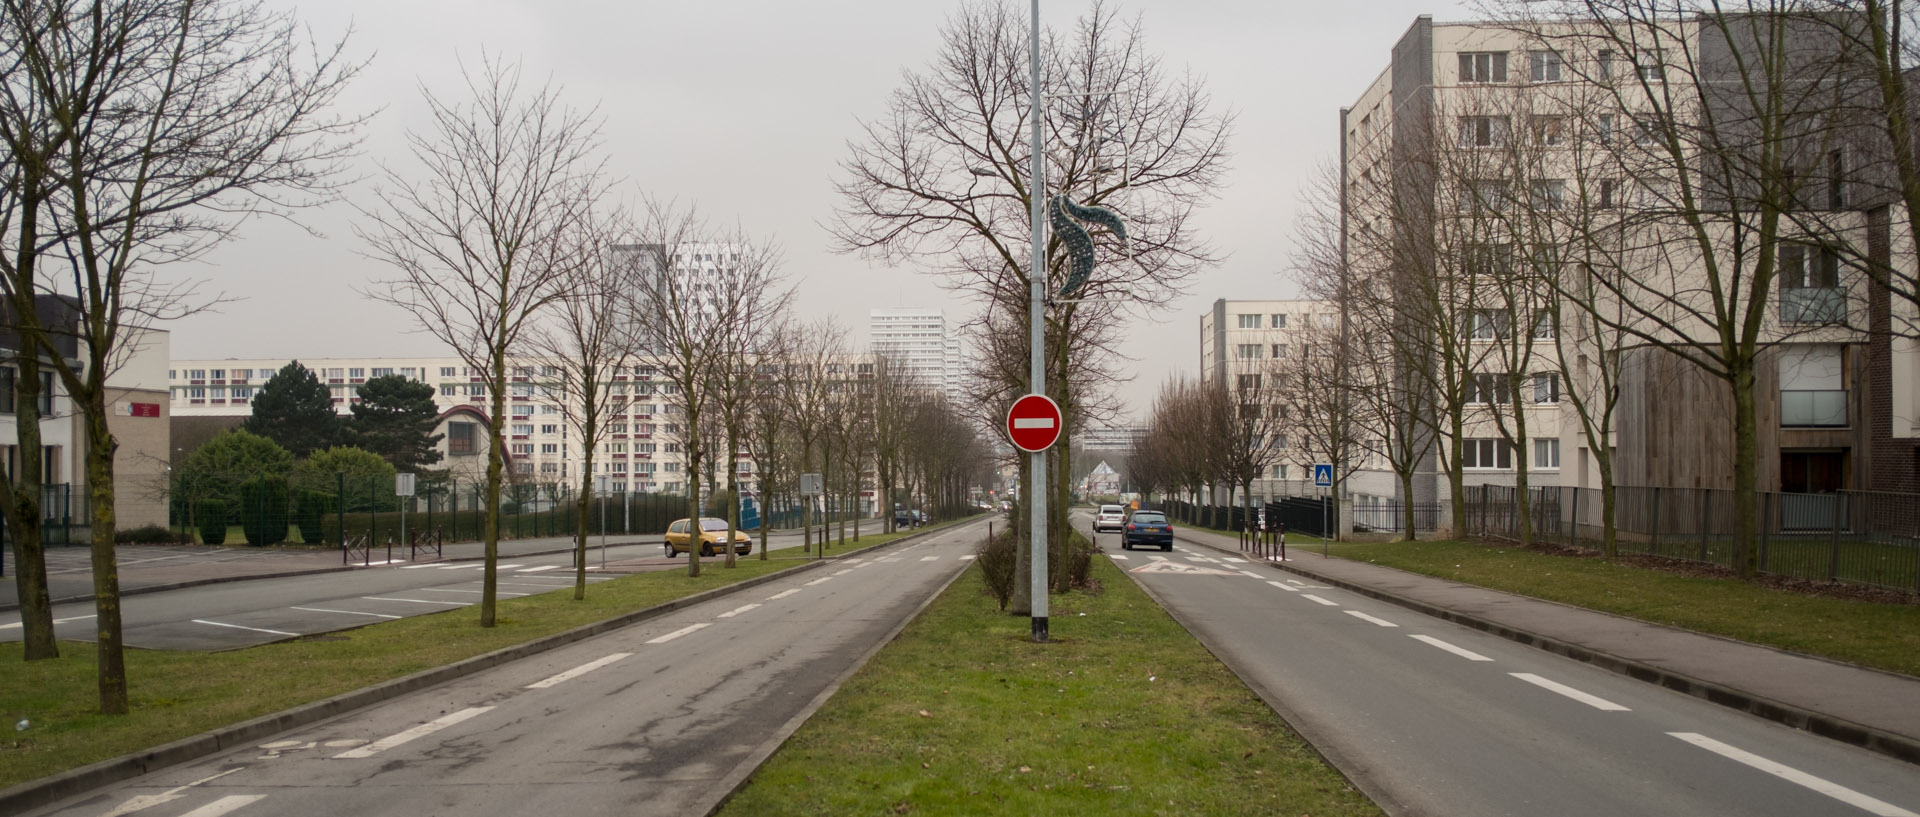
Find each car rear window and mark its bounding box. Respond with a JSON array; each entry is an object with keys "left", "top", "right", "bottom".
[
  {"left": 1130, "top": 513, "right": 1166, "bottom": 524},
  {"left": 701, "top": 519, "right": 730, "bottom": 531},
  {"left": 1100, "top": 505, "right": 1123, "bottom": 513}
]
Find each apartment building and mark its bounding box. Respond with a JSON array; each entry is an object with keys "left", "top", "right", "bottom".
[
  {"left": 869, "top": 307, "right": 963, "bottom": 403},
  {"left": 1199, "top": 298, "right": 1361, "bottom": 501},
  {"left": 1342, "top": 13, "right": 1912, "bottom": 528}
]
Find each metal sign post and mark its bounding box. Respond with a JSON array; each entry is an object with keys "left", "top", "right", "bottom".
[
  {"left": 595, "top": 474, "right": 610, "bottom": 568},
  {"left": 395, "top": 473, "right": 416, "bottom": 561},
  {"left": 801, "top": 473, "right": 823, "bottom": 559}
]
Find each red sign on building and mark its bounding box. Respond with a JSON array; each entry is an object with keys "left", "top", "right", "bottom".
[
  {"left": 130, "top": 402, "right": 161, "bottom": 417},
  {"left": 1006, "top": 394, "right": 1063, "bottom": 452}
]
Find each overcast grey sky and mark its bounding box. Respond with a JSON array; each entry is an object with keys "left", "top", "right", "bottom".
[{"left": 173, "top": 0, "right": 1474, "bottom": 421}]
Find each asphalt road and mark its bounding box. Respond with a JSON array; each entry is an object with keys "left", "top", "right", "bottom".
[
  {"left": 21, "top": 521, "right": 987, "bottom": 817},
  {"left": 1086, "top": 514, "right": 1920, "bottom": 817}
]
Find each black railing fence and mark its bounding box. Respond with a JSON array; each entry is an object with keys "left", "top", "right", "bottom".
[{"left": 1462, "top": 484, "right": 1920, "bottom": 595}]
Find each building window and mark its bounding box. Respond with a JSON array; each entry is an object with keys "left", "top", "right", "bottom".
[
  {"left": 1466, "top": 373, "right": 1513, "bottom": 405},
  {"left": 1463, "top": 179, "right": 1509, "bottom": 213},
  {"left": 349, "top": 368, "right": 364, "bottom": 379},
  {"left": 210, "top": 369, "right": 225, "bottom": 379},
  {"left": 1272, "top": 344, "right": 1288, "bottom": 359},
  {"left": 372, "top": 368, "right": 393, "bottom": 377},
  {"left": 1597, "top": 179, "right": 1617, "bottom": 209},
  {"left": 1468, "top": 309, "right": 1512, "bottom": 341},
  {"left": 512, "top": 405, "right": 533, "bottom": 417},
  {"left": 1237, "top": 314, "right": 1261, "bottom": 329},
  {"left": 441, "top": 384, "right": 457, "bottom": 396},
  {"left": 1458, "top": 115, "right": 1511, "bottom": 148},
  {"left": 1596, "top": 113, "right": 1615, "bottom": 144},
  {"left": 541, "top": 443, "right": 558, "bottom": 454},
  {"left": 233, "top": 369, "right": 251, "bottom": 380},
  {"left": 1534, "top": 438, "right": 1561, "bottom": 469},
  {"left": 511, "top": 424, "right": 533, "bottom": 436},
  {"left": 232, "top": 387, "right": 254, "bottom": 400},
  {"left": 1235, "top": 344, "right": 1263, "bottom": 360},
  {"left": 1531, "top": 179, "right": 1566, "bottom": 211},
  {"left": 1779, "top": 242, "right": 1844, "bottom": 324},
  {"left": 1271, "top": 314, "right": 1287, "bottom": 329},
  {"left": 1273, "top": 464, "right": 1289, "bottom": 480},
  {"left": 1462, "top": 438, "right": 1514, "bottom": 470},
  {"left": 1530, "top": 115, "right": 1565, "bottom": 146},
  {"left": 1529, "top": 50, "right": 1562, "bottom": 82},
  {"left": 1459, "top": 51, "right": 1508, "bottom": 83},
  {"left": 1236, "top": 374, "right": 1262, "bottom": 390},
  {"left": 448, "top": 422, "right": 476, "bottom": 455},
  {"left": 541, "top": 424, "right": 559, "bottom": 434},
  {"left": 1533, "top": 312, "right": 1556, "bottom": 340},
  {"left": 189, "top": 369, "right": 205, "bottom": 379},
  {"left": 441, "top": 366, "right": 457, "bottom": 377},
  {"left": 1532, "top": 373, "right": 1561, "bottom": 403},
  {"left": 511, "top": 443, "right": 533, "bottom": 456},
  {"left": 1597, "top": 49, "right": 1616, "bottom": 80},
  {"left": 1827, "top": 150, "right": 1846, "bottom": 209},
  {"left": 1636, "top": 49, "right": 1665, "bottom": 81}
]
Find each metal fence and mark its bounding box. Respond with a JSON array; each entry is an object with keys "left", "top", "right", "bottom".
[
  {"left": 1462, "top": 484, "right": 1920, "bottom": 594},
  {"left": 1352, "top": 501, "right": 1443, "bottom": 534}
]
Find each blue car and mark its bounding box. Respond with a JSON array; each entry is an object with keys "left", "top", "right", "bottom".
[{"left": 1120, "top": 510, "right": 1173, "bottom": 552}]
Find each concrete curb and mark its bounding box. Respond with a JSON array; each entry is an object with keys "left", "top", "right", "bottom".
[
  {"left": 1179, "top": 532, "right": 1920, "bottom": 767},
  {"left": 0, "top": 524, "right": 966, "bottom": 816}
]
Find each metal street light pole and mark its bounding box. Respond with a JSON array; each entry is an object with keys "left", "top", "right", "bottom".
[{"left": 1027, "top": 0, "right": 1049, "bottom": 643}]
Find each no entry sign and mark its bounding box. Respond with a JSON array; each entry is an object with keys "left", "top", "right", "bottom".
[{"left": 1006, "top": 394, "right": 1063, "bottom": 452}]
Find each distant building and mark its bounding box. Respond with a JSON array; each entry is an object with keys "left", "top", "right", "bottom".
[{"left": 869, "top": 307, "right": 962, "bottom": 403}]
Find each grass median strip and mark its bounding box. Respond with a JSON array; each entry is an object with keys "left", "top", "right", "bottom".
[
  {"left": 716, "top": 555, "right": 1383, "bottom": 817},
  {"left": 0, "top": 525, "right": 937, "bottom": 791},
  {"left": 1323, "top": 539, "right": 1920, "bottom": 678}
]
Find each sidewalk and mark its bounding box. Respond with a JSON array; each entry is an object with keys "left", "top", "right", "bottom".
[
  {"left": 0, "top": 527, "right": 819, "bottom": 613},
  {"left": 1173, "top": 524, "right": 1920, "bottom": 766}
]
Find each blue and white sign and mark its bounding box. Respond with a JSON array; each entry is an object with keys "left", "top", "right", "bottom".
[{"left": 1312, "top": 464, "right": 1334, "bottom": 488}]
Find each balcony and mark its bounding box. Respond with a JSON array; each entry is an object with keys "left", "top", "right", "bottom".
[
  {"left": 1780, "top": 287, "right": 1845, "bottom": 324},
  {"left": 1781, "top": 389, "right": 1847, "bottom": 427}
]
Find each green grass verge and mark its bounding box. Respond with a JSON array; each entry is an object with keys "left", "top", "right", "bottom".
[
  {"left": 716, "top": 555, "right": 1383, "bottom": 817},
  {"left": 0, "top": 522, "right": 954, "bottom": 791},
  {"left": 1322, "top": 539, "right": 1920, "bottom": 678}
]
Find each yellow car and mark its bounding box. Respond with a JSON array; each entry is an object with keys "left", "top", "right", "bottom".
[{"left": 665, "top": 517, "right": 753, "bottom": 557}]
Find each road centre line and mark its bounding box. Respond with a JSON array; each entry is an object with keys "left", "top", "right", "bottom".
[
  {"left": 1410, "top": 634, "right": 1495, "bottom": 661},
  {"left": 290, "top": 607, "right": 401, "bottom": 619},
  {"left": 526, "top": 653, "right": 632, "bottom": 689},
  {"left": 193, "top": 619, "right": 297, "bottom": 637},
  {"left": 833, "top": 569, "right": 854, "bottom": 575},
  {"left": 717, "top": 603, "right": 761, "bottom": 618},
  {"left": 1345, "top": 610, "right": 1399, "bottom": 627},
  {"left": 1265, "top": 580, "right": 1299, "bottom": 592},
  {"left": 517, "top": 565, "right": 561, "bottom": 573},
  {"left": 805, "top": 576, "right": 834, "bottom": 586},
  {"left": 1302, "top": 594, "right": 1339, "bottom": 607},
  {"left": 177, "top": 795, "right": 268, "bottom": 817},
  {"left": 766, "top": 589, "right": 800, "bottom": 600},
  {"left": 334, "top": 706, "right": 495, "bottom": 758},
  {"left": 1668, "top": 732, "right": 1919, "bottom": 817},
  {"left": 647, "top": 623, "right": 711, "bottom": 644},
  {"left": 362, "top": 596, "right": 469, "bottom": 605},
  {"left": 1510, "top": 673, "right": 1632, "bottom": 711}
]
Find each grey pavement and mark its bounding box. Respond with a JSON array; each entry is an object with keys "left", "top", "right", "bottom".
[
  {"left": 1166, "top": 522, "right": 1920, "bottom": 766},
  {"left": 0, "top": 526, "right": 823, "bottom": 612}
]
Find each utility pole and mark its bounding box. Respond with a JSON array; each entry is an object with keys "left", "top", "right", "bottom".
[{"left": 1026, "top": 0, "right": 1049, "bottom": 644}]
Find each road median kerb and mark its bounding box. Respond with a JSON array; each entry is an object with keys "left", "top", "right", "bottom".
[
  {"left": 0, "top": 525, "right": 965, "bottom": 816},
  {"left": 1175, "top": 531, "right": 1920, "bottom": 768}
]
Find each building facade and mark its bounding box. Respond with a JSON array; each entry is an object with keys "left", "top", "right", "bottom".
[{"left": 869, "top": 307, "right": 962, "bottom": 404}]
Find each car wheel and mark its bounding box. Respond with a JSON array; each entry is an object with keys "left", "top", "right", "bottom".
[
  {"left": 665, "top": 542, "right": 674, "bottom": 557},
  {"left": 1161, "top": 543, "right": 1173, "bottom": 552},
  {"left": 1121, "top": 541, "right": 1131, "bottom": 550},
  {"left": 700, "top": 543, "right": 714, "bottom": 557}
]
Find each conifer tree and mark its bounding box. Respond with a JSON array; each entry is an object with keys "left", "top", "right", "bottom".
[{"left": 245, "top": 361, "right": 341, "bottom": 457}]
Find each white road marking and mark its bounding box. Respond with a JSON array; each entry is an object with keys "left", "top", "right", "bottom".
[
  {"left": 177, "top": 795, "right": 268, "bottom": 817},
  {"left": 1410, "top": 634, "right": 1494, "bottom": 661},
  {"left": 400, "top": 563, "right": 442, "bottom": 569},
  {"left": 526, "top": 653, "right": 632, "bottom": 689},
  {"left": 920, "top": 556, "right": 940, "bottom": 562},
  {"left": 1147, "top": 554, "right": 1167, "bottom": 561},
  {"left": 517, "top": 565, "right": 561, "bottom": 573},
  {"left": 1344, "top": 610, "right": 1399, "bottom": 628},
  {"left": 1226, "top": 558, "right": 1247, "bottom": 563},
  {"left": 959, "top": 554, "right": 977, "bottom": 561},
  {"left": 361, "top": 596, "right": 468, "bottom": 605},
  {"left": 1238, "top": 570, "right": 1263, "bottom": 578},
  {"left": 100, "top": 767, "right": 245, "bottom": 817},
  {"left": 1109, "top": 554, "right": 1130, "bottom": 560},
  {"left": 193, "top": 620, "right": 297, "bottom": 637},
  {"left": 1668, "top": 732, "right": 1919, "bottom": 817},
  {"left": 1510, "top": 673, "right": 1631, "bottom": 711},
  {"left": 417, "top": 589, "right": 529, "bottom": 597},
  {"left": 647, "top": 623, "right": 711, "bottom": 644},
  {"left": 1183, "top": 557, "right": 1208, "bottom": 563},
  {"left": 494, "top": 564, "right": 523, "bottom": 570},
  {"left": 290, "top": 607, "right": 401, "bottom": 620},
  {"left": 805, "top": 576, "right": 834, "bottom": 586},
  {"left": 334, "top": 706, "right": 495, "bottom": 758},
  {"left": 437, "top": 564, "right": 483, "bottom": 570},
  {"left": 833, "top": 569, "right": 854, "bottom": 575},
  {"left": 0, "top": 613, "right": 94, "bottom": 631},
  {"left": 1302, "top": 595, "right": 1338, "bottom": 607},
  {"left": 717, "top": 604, "right": 761, "bottom": 619},
  {"left": 766, "top": 589, "right": 800, "bottom": 600},
  {"left": 1265, "top": 580, "right": 1299, "bottom": 592}
]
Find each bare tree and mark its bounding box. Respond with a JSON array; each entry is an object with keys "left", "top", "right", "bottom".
[
  {"left": 362, "top": 55, "right": 605, "bottom": 622},
  {"left": 705, "top": 233, "right": 789, "bottom": 568},
  {"left": 0, "top": 0, "right": 360, "bottom": 713}
]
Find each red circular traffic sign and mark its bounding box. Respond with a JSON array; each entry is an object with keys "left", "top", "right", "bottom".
[{"left": 1006, "top": 394, "right": 1063, "bottom": 452}]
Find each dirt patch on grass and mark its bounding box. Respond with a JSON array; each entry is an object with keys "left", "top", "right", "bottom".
[{"left": 1493, "top": 539, "right": 1920, "bottom": 606}]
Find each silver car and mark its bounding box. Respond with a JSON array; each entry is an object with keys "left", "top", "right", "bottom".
[{"left": 1094, "top": 504, "right": 1127, "bottom": 532}]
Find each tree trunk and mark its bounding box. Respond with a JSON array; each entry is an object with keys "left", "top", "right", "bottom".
[
  {"left": 8, "top": 351, "right": 54, "bottom": 660},
  {"left": 1399, "top": 467, "right": 1418, "bottom": 542},
  {"left": 725, "top": 432, "right": 740, "bottom": 569},
  {"left": 573, "top": 451, "right": 594, "bottom": 600},
  {"left": 84, "top": 403, "right": 126, "bottom": 714},
  {"left": 1730, "top": 364, "right": 1759, "bottom": 579},
  {"left": 482, "top": 360, "right": 505, "bottom": 628}
]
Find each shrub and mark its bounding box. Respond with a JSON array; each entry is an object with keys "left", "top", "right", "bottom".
[
  {"left": 976, "top": 528, "right": 1018, "bottom": 610},
  {"left": 115, "top": 524, "right": 188, "bottom": 545},
  {"left": 196, "top": 500, "right": 228, "bottom": 545},
  {"left": 239, "top": 475, "right": 291, "bottom": 546},
  {"left": 293, "top": 490, "right": 334, "bottom": 545},
  {"left": 1057, "top": 531, "right": 1097, "bottom": 593}
]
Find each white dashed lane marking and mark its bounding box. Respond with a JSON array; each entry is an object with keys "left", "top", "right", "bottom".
[
  {"left": 193, "top": 620, "right": 296, "bottom": 637},
  {"left": 1344, "top": 610, "right": 1398, "bottom": 628},
  {"left": 646, "top": 623, "right": 711, "bottom": 644},
  {"left": 517, "top": 565, "right": 561, "bottom": 573},
  {"left": 1302, "top": 594, "right": 1339, "bottom": 607},
  {"left": 526, "top": 653, "right": 631, "bottom": 689},
  {"left": 920, "top": 556, "right": 940, "bottom": 562},
  {"left": 766, "top": 589, "right": 800, "bottom": 600},
  {"left": 805, "top": 576, "right": 834, "bottom": 586},
  {"left": 362, "top": 597, "right": 468, "bottom": 606},
  {"left": 1510, "top": 673, "right": 1631, "bottom": 712},
  {"left": 717, "top": 603, "right": 761, "bottom": 619},
  {"left": 177, "top": 795, "right": 268, "bottom": 817},
  {"left": 1410, "top": 634, "right": 1494, "bottom": 661},
  {"left": 334, "top": 707, "right": 494, "bottom": 758},
  {"left": 1669, "top": 732, "right": 1920, "bottom": 817},
  {"left": 290, "top": 607, "right": 401, "bottom": 620},
  {"left": 1265, "top": 580, "right": 1299, "bottom": 592}
]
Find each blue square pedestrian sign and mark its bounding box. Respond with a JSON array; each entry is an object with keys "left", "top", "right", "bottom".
[{"left": 1313, "top": 464, "right": 1334, "bottom": 488}]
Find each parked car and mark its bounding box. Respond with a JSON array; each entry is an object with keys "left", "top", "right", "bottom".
[
  {"left": 665, "top": 517, "right": 752, "bottom": 557},
  {"left": 1093, "top": 504, "right": 1127, "bottom": 533},
  {"left": 1120, "top": 510, "right": 1173, "bottom": 552}
]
